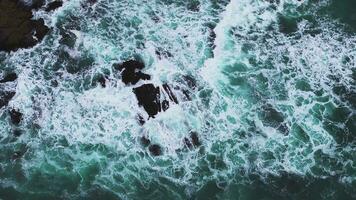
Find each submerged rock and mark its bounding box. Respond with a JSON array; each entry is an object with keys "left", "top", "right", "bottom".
[
  {"left": 140, "top": 136, "right": 151, "bottom": 146},
  {"left": 148, "top": 144, "right": 162, "bottom": 156},
  {"left": 163, "top": 83, "right": 178, "bottom": 104},
  {"left": 184, "top": 131, "right": 201, "bottom": 149},
  {"left": 0, "top": 91, "right": 16, "bottom": 109},
  {"left": 45, "top": 0, "right": 63, "bottom": 12},
  {"left": 0, "top": 73, "right": 17, "bottom": 83},
  {"left": 13, "top": 129, "right": 22, "bottom": 137},
  {"left": 0, "top": 71, "right": 18, "bottom": 109},
  {"left": 0, "top": 0, "right": 49, "bottom": 52},
  {"left": 114, "top": 60, "right": 151, "bottom": 85},
  {"left": 9, "top": 108, "right": 23, "bottom": 125}
]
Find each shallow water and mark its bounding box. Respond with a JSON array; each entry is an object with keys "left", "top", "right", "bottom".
[{"left": 0, "top": 0, "right": 355, "bottom": 199}]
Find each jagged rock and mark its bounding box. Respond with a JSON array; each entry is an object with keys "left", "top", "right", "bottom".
[
  {"left": 163, "top": 83, "right": 178, "bottom": 104},
  {"left": 9, "top": 108, "right": 22, "bottom": 125},
  {"left": 92, "top": 75, "right": 107, "bottom": 88},
  {"left": 184, "top": 131, "right": 201, "bottom": 149},
  {"left": 0, "top": 73, "right": 17, "bottom": 83},
  {"left": 140, "top": 136, "right": 151, "bottom": 146},
  {"left": 114, "top": 60, "right": 151, "bottom": 85},
  {"left": 13, "top": 129, "right": 22, "bottom": 137},
  {"left": 148, "top": 144, "right": 161, "bottom": 156},
  {"left": 161, "top": 100, "right": 169, "bottom": 111},
  {"left": 45, "top": 0, "right": 63, "bottom": 12},
  {"left": 190, "top": 131, "right": 201, "bottom": 146},
  {"left": 133, "top": 83, "right": 180, "bottom": 118},
  {"left": 0, "top": 91, "right": 16, "bottom": 109},
  {"left": 137, "top": 114, "right": 145, "bottom": 125},
  {"left": 0, "top": 0, "right": 49, "bottom": 52},
  {"left": 133, "top": 84, "right": 161, "bottom": 118}
]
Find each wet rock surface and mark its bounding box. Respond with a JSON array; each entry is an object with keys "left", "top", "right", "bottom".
[
  {"left": 0, "top": 0, "right": 50, "bottom": 52},
  {"left": 133, "top": 84, "right": 161, "bottom": 118},
  {"left": 45, "top": 0, "right": 63, "bottom": 12},
  {"left": 114, "top": 60, "right": 151, "bottom": 85},
  {"left": 184, "top": 131, "right": 201, "bottom": 149},
  {"left": 0, "top": 73, "right": 17, "bottom": 83},
  {"left": 0, "top": 91, "right": 16, "bottom": 109},
  {"left": 148, "top": 144, "right": 162, "bottom": 156},
  {"left": 0, "top": 72, "right": 18, "bottom": 109},
  {"left": 9, "top": 108, "right": 23, "bottom": 125},
  {"left": 133, "top": 83, "right": 180, "bottom": 119}
]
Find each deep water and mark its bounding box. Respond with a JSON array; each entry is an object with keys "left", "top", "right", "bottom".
[{"left": 0, "top": 0, "right": 355, "bottom": 199}]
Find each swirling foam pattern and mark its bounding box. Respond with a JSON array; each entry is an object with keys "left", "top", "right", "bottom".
[{"left": 0, "top": 0, "right": 355, "bottom": 199}]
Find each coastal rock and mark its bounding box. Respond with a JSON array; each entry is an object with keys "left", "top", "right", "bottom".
[
  {"left": 9, "top": 108, "right": 23, "bottom": 125},
  {"left": 0, "top": 91, "right": 16, "bottom": 109},
  {"left": 0, "top": 73, "right": 17, "bottom": 83},
  {"left": 184, "top": 131, "right": 201, "bottom": 149},
  {"left": 114, "top": 60, "right": 151, "bottom": 85},
  {"left": 0, "top": 0, "right": 49, "bottom": 52},
  {"left": 133, "top": 83, "right": 179, "bottom": 118},
  {"left": 148, "top": 144, "right": 162, "bottom": 156},
  {"left": 45, "top": 0, "right": 63, "bottom": 12},
  {"left": 133, "top": 84, "right": 161, "bottom": 118},
  {"left": 0, "top": 72, "right": 18, "bottom": 109}
]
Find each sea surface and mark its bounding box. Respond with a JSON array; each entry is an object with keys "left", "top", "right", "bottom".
[{"left": 0, "top": 0, "right": 355, "bottom": 199}]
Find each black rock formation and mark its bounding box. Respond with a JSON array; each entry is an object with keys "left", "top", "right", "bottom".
[
  {"left": 148, "top": 144, "right": 161, "bottom": 156},
  {"left": 133, "top": 83, "right": 179, "bottom": 118},
  {"left": 184, "top": 131, "right": 201, "bottom": 149},
  {"left": 45, "top": 0, "right": 63, "bottom": 12},
  {"left": 9, "top": 108, "right": 23, "bottom": 125},
  {"left": 0, "top": 0, "right": 50, "bottom": 52},
  {"left": 133, "top": 84, "right": 161, "bottom": 118},
  {"left": 140, "top": 136, "right": 151, "bottom": 146},
  {"left": 114, "top": 60, "right": 151, "bottom": 85},
  {"left": 163, "top": 83, "right": 178, "bottom": 104},
  {"left": 0, "top": 91, "right": 16, "bottom": 109},
  {"left": 0, "top": 73, "right": 17, "bottom": 83}
]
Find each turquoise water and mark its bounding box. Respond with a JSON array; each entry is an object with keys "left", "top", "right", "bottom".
[{"left": 0, "top": 0, "right": 355, "bottom": 199}]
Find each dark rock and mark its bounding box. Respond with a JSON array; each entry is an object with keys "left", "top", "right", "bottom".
[
  {"left": 163, "top": 83, "right": 178, "bottom": 104},
  {"left": 97, "top": 75, "right": 107, "bottom": 87},
  {"left": 9, "top": 108, "right": 22, "bottom": 125},
  {"left": 11, "top": 151, "right": 23, "bottom": 160},
  {"left": 13, "top": 129, "right": 22, "bottom": 137},
  {"left": 45, "top": 0, "right": 63, "bottom": 12},
  {"left": 137, "top": 114, "right": 145, "bottom": 125},
  {"left": 183, "top": 137, "right": 193, "bottom": 149},
  {"left": 140, "top": 136, "right": 151, "bottom": 146},
  {"left": 0, "top": 73, "right": 17, "bottom": 83},
  {"left": 205, "top": 22, "right": 217, "bottom": 50},
  {"left": 149, "top": 144, "right": 161, "bottom": 156},
  {"left": 114, "top": 60, "right": 151, "bottom": 85},
  {"left": 0, "top": 91, "right": 16, "bottom": 109},
  {"left": 155, "top": 48, "right": 173, "bottom": 59},
  {"left": 133, "top": 84, "right": 161, "bottom": 118},
  {"left": 183, "top": 131, "right": 201, "bottom": 149},
  {"left": 161, "top": 100, "right": 169, "bottom": 111},
  {"left": 182, "top": 75, "right": 197, "bottom": 90},
  {"left": 190, "top": 131, "right": 201, "bottom": 146},
  {"left": 0, "top": 0, "right": 49, "bottom": 52}
]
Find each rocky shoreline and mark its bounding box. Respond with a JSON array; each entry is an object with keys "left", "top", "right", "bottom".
[{"left": 0, "top": 0, "right": 63, "bottom": 52}]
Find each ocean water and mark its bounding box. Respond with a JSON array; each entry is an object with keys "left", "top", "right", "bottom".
[{"left": 0, "top": 0, "right": 355, "bottom": 199}]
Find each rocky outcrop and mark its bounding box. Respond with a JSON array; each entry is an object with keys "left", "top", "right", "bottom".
[
  {"left": 0, "top": 0, "right": 50, "bottom": 52},
  {"left": 114, "top": 60, "right": 151, "bottom": 85},
  {"left": 0, "top": 72, "right": 18, "bottom": 109}
]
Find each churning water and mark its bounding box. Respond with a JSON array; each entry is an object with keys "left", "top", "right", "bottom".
[{"left": 0, "top": 0, "right": 355, "bottom": 199}]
